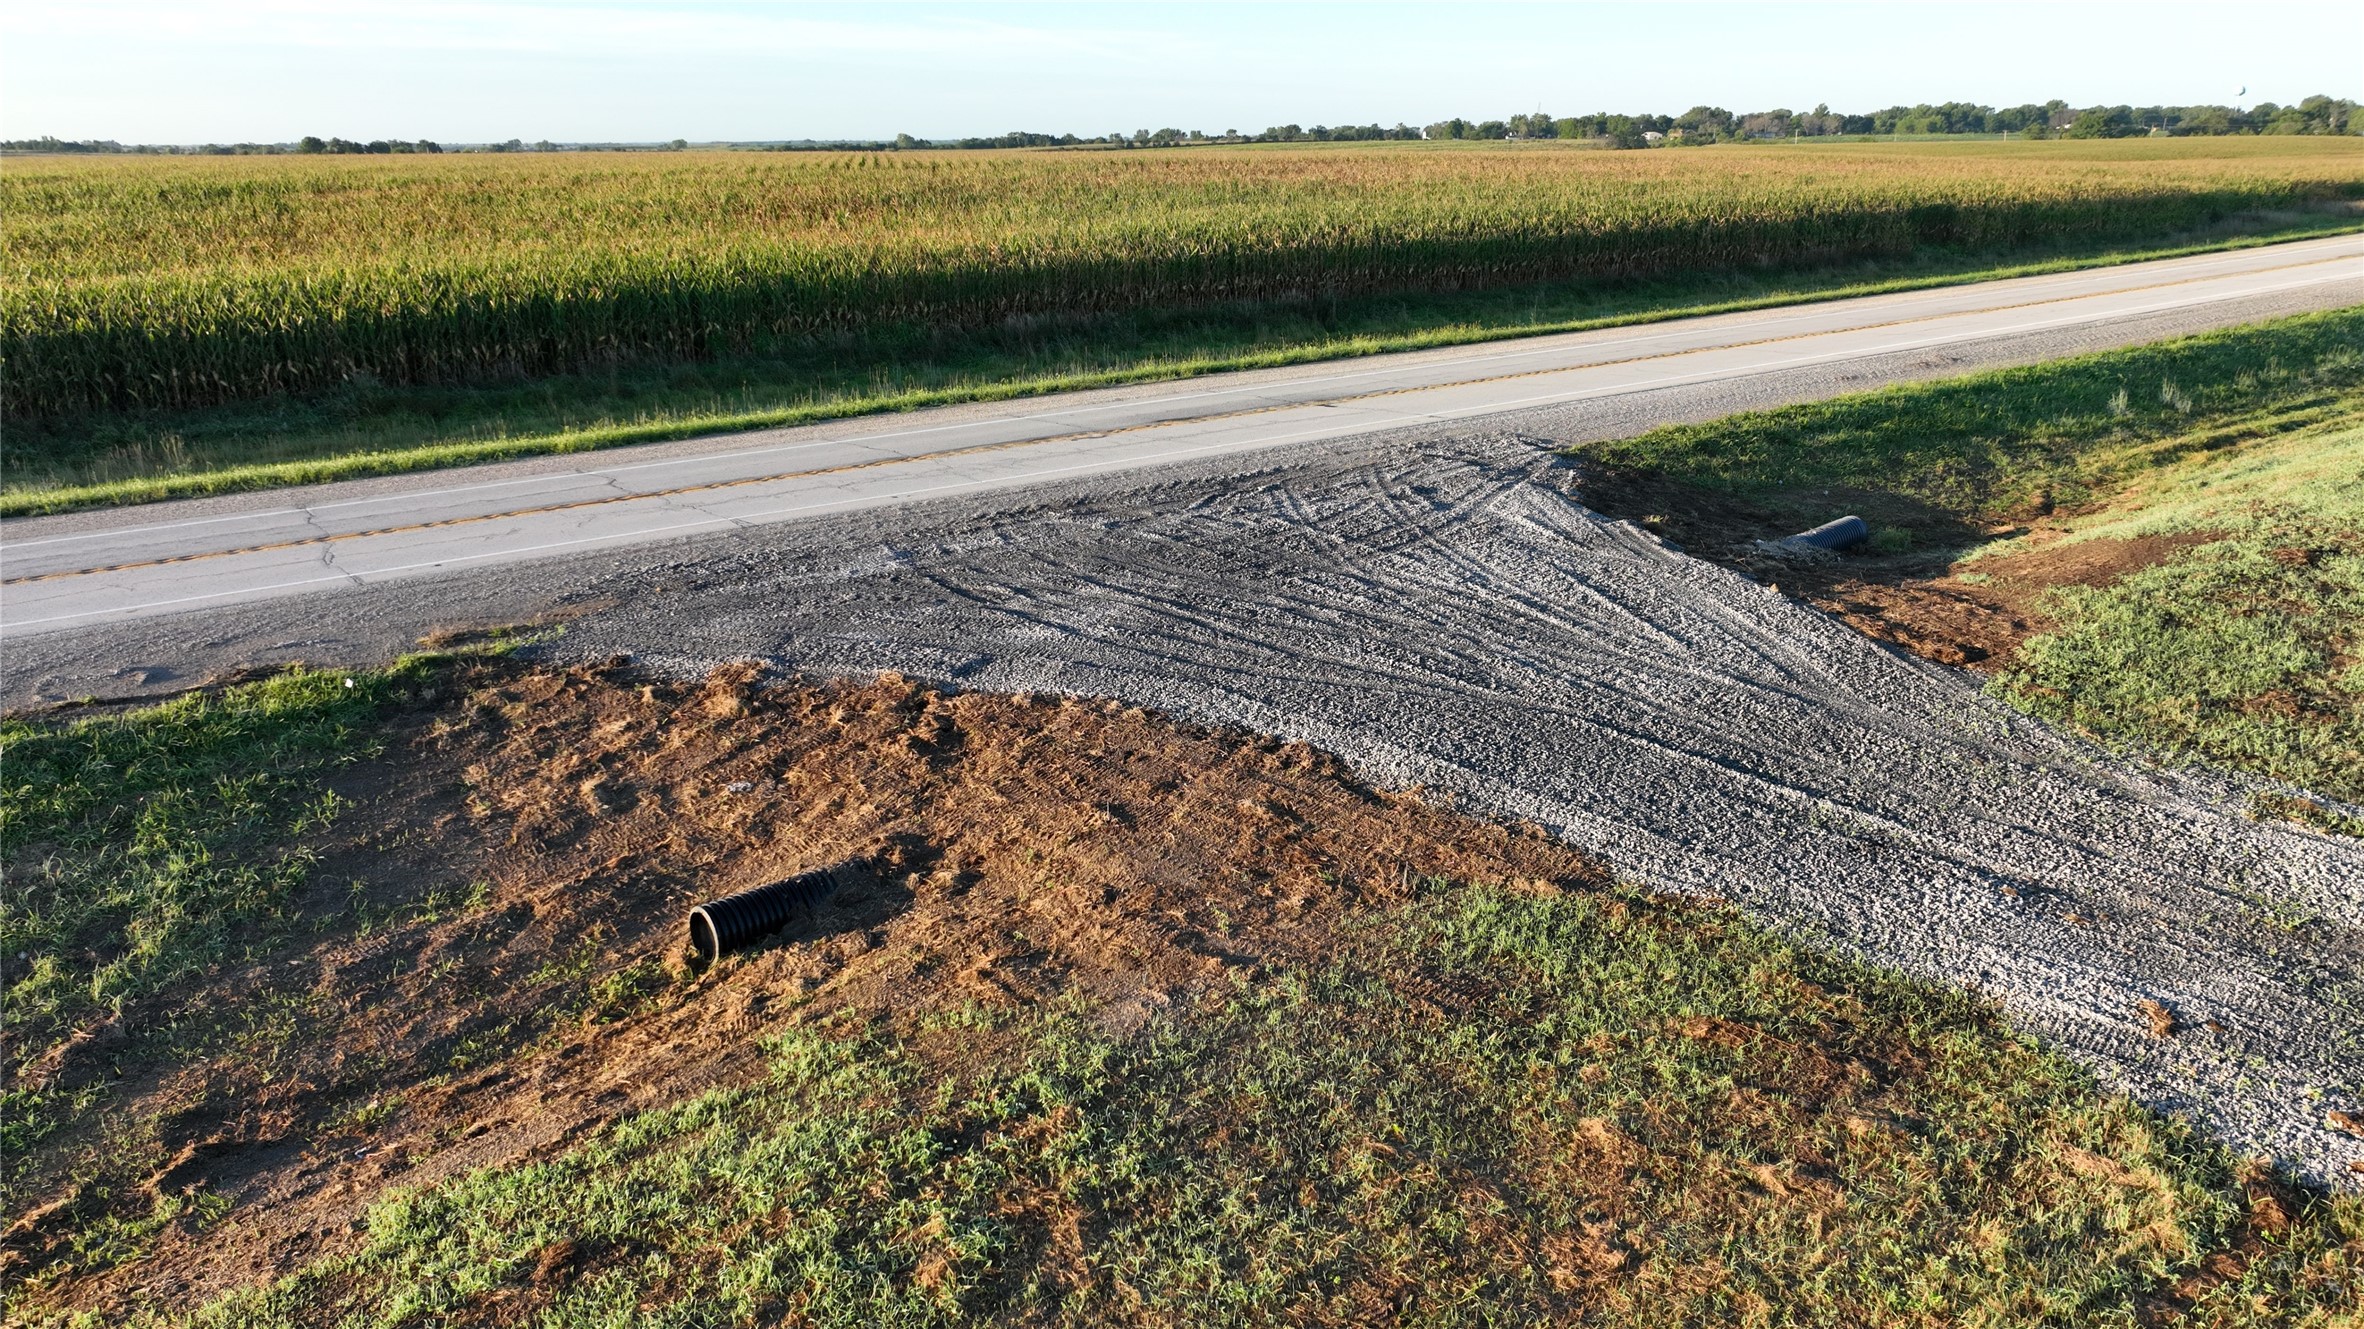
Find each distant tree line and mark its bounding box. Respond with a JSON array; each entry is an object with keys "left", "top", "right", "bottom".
[
  {"left": 1603, "top": 96, "right": 2354, "bottom": 142},
  {"left": 801, "top": 94, "right": 2362, "bottom": 151},
  {"left": 295, "top": 136, "right": 443, "bottom": 154},
  {"left": 1410, "top": 95, "right": 2359, "bottom": 146},
  {"left": 6, "top": 95, "right": 2355, "bottom": 157},
  {"left": 1, "top": 136, "right": 189, "bottom": 155},
  {"left": 0, "top": 134, "right": 446, "bottom": 155}
]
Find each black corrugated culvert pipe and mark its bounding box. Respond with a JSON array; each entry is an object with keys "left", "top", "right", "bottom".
[
  {"left": 687, "top": 859, "right": 866, "bottom": 969},
  {"left": 1783, "top": 514, "right": 1869, "bottom": 552}
]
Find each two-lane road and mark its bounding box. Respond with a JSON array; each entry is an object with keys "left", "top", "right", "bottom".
[{"left": 4, "top": 232, "right": 2358, "bottom": 642}]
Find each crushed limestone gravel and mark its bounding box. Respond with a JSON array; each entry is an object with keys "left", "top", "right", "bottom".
[{"left": 544, "top": 431, "right": 2364, "bottom": 1189}]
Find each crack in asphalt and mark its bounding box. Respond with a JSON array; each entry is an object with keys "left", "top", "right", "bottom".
[{"left": 300, "top": 507, "right": 363, "bottom": 588}]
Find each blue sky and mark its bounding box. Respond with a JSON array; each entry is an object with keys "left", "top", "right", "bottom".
[{"left": 9, "top": 1, "right": 2358, "bottom": 143}]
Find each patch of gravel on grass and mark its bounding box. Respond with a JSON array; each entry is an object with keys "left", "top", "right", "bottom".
[{"left": 550, "top": 431, "right": 2364, "bottom": 1188}]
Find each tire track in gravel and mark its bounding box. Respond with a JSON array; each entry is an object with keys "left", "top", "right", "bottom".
[{"left": 527, "top": 430, "right": 2364, "bottom": 1190}]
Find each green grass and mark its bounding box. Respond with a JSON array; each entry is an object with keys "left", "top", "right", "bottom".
[
  {"left": 0, "top": 648, "right": 696, "bottom": 1307},
  {"left": 0, "top": 670, "right": 408, "bottom": 1290},
  {"left": 182, "top": 882, "right": 2361, "bottom": 1327},
  {"left": 1583, "top": 305, "right": 2364, "bottom": 515},
  {"left": 0, "top": 664, "right": 429, "bottom": 1090},
  {"left": 1991, "top": 404, "right": 2364, "bottom": 817},
  {"left": 5, "top": 213, "right": 2358, "bottom": 518},
  {"left": 1577, "top": 305, "right": 2364, "bottom": 818}
]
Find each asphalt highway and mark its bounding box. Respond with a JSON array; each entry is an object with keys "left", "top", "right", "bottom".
[{"left": 4, "top": 232, "right": 2359, "bottom": 641}]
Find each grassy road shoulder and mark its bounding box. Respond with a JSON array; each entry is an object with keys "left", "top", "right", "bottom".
[
  {"left": 1571, "top": 306, "right": 2364, "bottom": 823},
  {"left": 3, "top": 660, "right": 2358, "bottom": 1325}
]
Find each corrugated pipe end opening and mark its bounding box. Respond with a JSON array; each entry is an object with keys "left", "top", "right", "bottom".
[{"left": 688, "top": 907, "right": 725, "bottom": 969}]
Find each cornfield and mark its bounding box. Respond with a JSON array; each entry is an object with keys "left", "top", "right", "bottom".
[{"left": 6, "top": 138, "right": 2361, "bottom": 421}]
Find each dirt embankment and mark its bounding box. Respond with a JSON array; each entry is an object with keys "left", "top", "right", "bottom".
[
  {"left": 5, "top": 660, "right": 1611, "bottom": 1320},
  {"left": 1574, "top": 466, "right": 2210, "bottom": 670}
]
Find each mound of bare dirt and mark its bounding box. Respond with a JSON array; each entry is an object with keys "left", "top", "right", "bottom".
[
  {"left": 5, "top": 660, "right": 1611, "bottom": 1320},
  {"left": 1574, "top": 466, "right": 2213, "bottom": 670},
  {"left": 1800, "top": 531, "right": 2224, "bottom": 669}
]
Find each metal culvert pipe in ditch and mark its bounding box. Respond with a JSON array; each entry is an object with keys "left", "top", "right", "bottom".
[
  {"left": 687, "top": 859, "right": 866, "bottom": 969},
  {"left": 1783, "top": 515, "right": 1869, "bottom": 552}
]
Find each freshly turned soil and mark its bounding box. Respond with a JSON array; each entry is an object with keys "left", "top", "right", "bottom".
[{"left": 4, "top": 660, "right": 1613, "bottom": 1319}]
